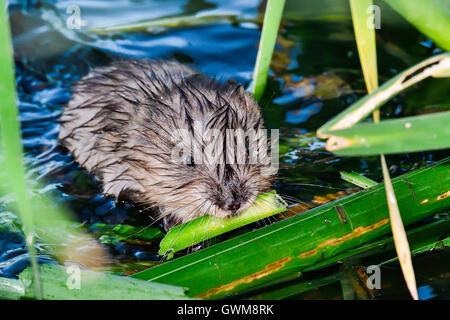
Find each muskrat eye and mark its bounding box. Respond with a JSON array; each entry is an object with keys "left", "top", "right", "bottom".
[{"left": 186, "top": 156, "right": 195, "bottom": 167}]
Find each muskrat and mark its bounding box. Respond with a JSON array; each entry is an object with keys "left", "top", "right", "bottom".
[{"left": 59, "top": 59, "right": 276, "bottom": 229}]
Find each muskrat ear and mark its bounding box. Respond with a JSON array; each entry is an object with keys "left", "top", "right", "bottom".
[
  {"left": 230, "top": 83, "right": 246, "bottom": 96},
  {"left": 186, "top": 155, "right": 195, "bottom": 167},
  {"left": 230, "top": 84, "right": 248, "bottom": 108},
  {"left": 226, "top": 79, "right": 238, "bottom": 86},
  {"left": 116, "top": 188, "right": 133, "bottom": 204},
  {"left": 163, "top": 214, "right": 181, "bottom": 231}
]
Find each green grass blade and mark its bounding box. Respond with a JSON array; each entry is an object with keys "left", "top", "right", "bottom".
[
  {"left": 384, "top": 0, "right": 450, "bottom": 51},
  {"left": 0, "top": 264, "right": 191, "bottom": 300},
  {"left": 340, "top": 171, "right": 377, "bottom": 189},
  {"left": 408, "top": 236, "right": 450, "bottom": 256},
  {"left": 0, "top": 0, "right": 42, "bottom": 299},
  {"left": 378, "top": 223, "right": 450, "bottom": 267},
  {"left": 88, "top": 223, "right": 164, "bottom": 246},
  {"left": 248, "top": 0, "right": 286, "bottom": 101},
  {"left": 302, "top": 216, "right": 450, "bottom": 272},
  {"left": 349, "top": 0, "right": 378, "bottom": 94},
  {"left": 16, "top": 191, "right": 111, "bottom": 268},
  {"left": 349, "top": 0, "right": 380, "bottom": 122},
  {"left": 90, "top": 13, "right": 240, "bottom": 34},
  {"left": 159, "top": 191, "right": 287, "bottom": 258},
  {"left": 327, "top": 111, "right": 450, "bottom": 155},
  {"left": 317, "top": 53, "right": 450, "bottom": 137}
]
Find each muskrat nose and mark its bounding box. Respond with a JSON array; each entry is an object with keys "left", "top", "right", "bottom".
[{"left": 227, "top": 201, "right": 241, "bottom": 213}]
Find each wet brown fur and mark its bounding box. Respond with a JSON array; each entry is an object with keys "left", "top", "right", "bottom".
[{"left": 59, "top": 59, "right": 274, "bottom": 228}]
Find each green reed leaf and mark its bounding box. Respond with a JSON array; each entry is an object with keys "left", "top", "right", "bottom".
[
  {"left": 340, "top": 171, "right": 378, "bottom": 189},
  {"left": 384, "top": 0, "right": 450, "bottom": 51}
]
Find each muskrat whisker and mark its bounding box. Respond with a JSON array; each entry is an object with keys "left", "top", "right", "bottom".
[
  {"left": 121, "top": 219, "right": 161, "bottom": 240},
  {"left": 167, "top": 200, "right": 208, "bottom": 251},
  {"left": 290, "top": 183, "right": 345, "bottom": 190}
]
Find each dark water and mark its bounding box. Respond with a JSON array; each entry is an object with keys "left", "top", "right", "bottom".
[{"left": 0, "top": 0, "right": 449, "bottom": 299}]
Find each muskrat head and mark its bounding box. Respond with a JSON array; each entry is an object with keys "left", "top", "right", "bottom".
[{"left": 136, "top": 78, "right": 278, "bottom": 225}]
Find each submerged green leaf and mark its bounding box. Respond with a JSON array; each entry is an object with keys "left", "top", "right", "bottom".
[
  {"left": 384, "top": 0, "right": 450, "bottom": 51},
  {"left": 0, "top": 264, "right": 191, "bottom": 300},
  {"left": 132, "top": 159, "right": 450, "bottom": 298},
  {"left": 248, "top": 0, "right": 286, "bottom": 101},
  {"left": 88, "top": 223, "right": 164, "bottom": 245},
  {"left": 317, "top": 53, "right": 450, "bottom": 138},
  {"left": 327, "top": 111, "right": 450, "bottom": 155}
]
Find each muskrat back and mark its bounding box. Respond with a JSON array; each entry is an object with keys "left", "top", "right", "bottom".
[{"left": 59, "top": 59, "right": 275, "bottom": 228}]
